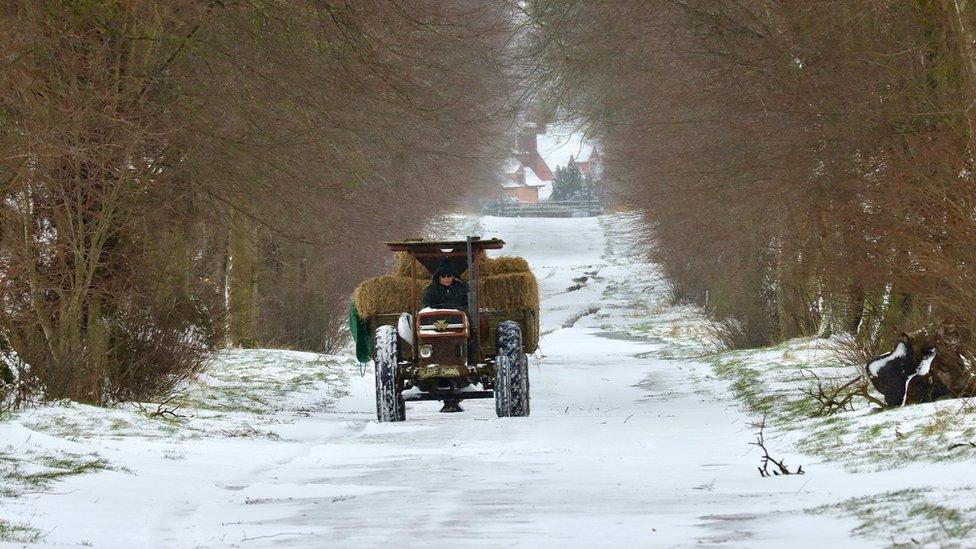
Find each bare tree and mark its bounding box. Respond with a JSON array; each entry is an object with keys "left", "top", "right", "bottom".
[
  {"left": 527, "top": 0, "right": 976, "bottom": 369},
  {"left": 0, "top": 0, "right": 517, "bottom": 405}
]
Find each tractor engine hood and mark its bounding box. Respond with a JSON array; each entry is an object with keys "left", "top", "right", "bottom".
[
  {"left": 416, "top": 309, "right": 469, "bottom": 338},
  {"left": 415, "top": 309, "right": 468, "bottom": 368}
]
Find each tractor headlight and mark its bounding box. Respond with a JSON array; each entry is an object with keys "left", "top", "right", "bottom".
[{"left": 419, "top": 344, "right": 433, "bottom": 358}]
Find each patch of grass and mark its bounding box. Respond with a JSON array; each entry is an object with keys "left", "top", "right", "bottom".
[
  {"left": 812, "top": 488, "right": 976, "bottom": 546},
  {"left": 108, "top": 418, "right": 132, "bottom": 432},
  {"left": 174, "top": 355, "right": 349, "bottom": 416},
  {"left": 220, "top": 425, "right": 281, "bottom": 440},
  {"left": 710, "top": 357, "right": 808, "bottom": 419},
  {"left": 863, "top": 421, "right": 888, "bottom": 438},
  {"left": 44, "top": 414, "right": 86, "bottom": 440},
  {"left": 28, "top": 453, "right": 111, "bottom": 484},
  {"left": 0, "top": 447, "right": 111, "bottom": 496},
  {"left": 921, "top": 407, "right": 955, "bottom": 437},
  {"left": 0, "top": 519, "right": 42, "bottom": 543}
]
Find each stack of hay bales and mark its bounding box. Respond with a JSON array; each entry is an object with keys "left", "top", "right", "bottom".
[
  {"left": 389, "top": 251, "right": 529, "bottom": 280},
  {"left": 353, "top": 252, "right": 540, "bottom": 349},
  {"left": 352, "top": 275, "right": 428, "bottom": 319}
]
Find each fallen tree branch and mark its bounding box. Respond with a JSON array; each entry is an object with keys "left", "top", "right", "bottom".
[
  {"left": 750, "top": 414, "right": 804, "bottom": 477},
  {"left": 801, "top": 372, "right": 884, "bottom": 415},
  {"left": 135, "top": 395, "right": 188, "bottom": 420},
  {"left": 947, "top": 441, "right": 976, "bottom": 451}
]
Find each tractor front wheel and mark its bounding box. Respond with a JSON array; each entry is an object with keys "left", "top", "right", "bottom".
[
  {"left": 495, "top": 321, "right": 530, "bottom": 417},
  {"left": 374, "top": 325, "right": 405, "bottom": 422}
]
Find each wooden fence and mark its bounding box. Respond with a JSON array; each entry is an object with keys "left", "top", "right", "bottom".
[{"left": 482, "top": 197, "right": 604, "bottom": 218}]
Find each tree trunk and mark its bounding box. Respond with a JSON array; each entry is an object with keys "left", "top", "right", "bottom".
[
  {"left": 943, "top": 0, "right": 976, "bottom": 144},
  {"left": 227, "top": 211, "right": 260, "bottom": 348}
]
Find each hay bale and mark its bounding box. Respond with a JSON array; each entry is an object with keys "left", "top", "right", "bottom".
[
  {"left": 353, "top": 275, "right": 427, "bottom": 318},
  {"left": 356, "top": 270, "right": 539, "bottom": 317},
  {"left": 391, "top": 252, "right": 431, "bottom": 278},
  {"left": 480, "top": 271, "right": 539, "bottom": 312},
  {"left": 519, "top": 308, "right": 540, "bottom": 352},
  {"left": 482, "top": 255, "right": 530, "bottom": 276},
  {"left": 390, "top": 251, "right": 529, "bottom": 280},
  {"left": 357, "top": 252, "right": 538, "bottom": 339},
  {"left": 481, "top": 268, "right": 540, "bottom": 350}
]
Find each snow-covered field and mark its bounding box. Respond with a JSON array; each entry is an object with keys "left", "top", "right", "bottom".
[{"left": 2, "top": 214, "right": 975, "bottom": 547}]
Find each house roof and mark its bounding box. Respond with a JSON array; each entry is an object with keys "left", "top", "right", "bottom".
[
  {"left": 531, "top": 156, "right": 554, "bottom": 180},
  {"left": 537, "top": 122, "right": 594, "bottom": 171},
  {"left": 523, "top": 166, "right": 547, "bottom": 188}
]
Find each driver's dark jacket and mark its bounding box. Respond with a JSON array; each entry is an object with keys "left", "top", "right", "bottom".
[{"left": 421, "top": 278, "right": 469, "bottom": 310}]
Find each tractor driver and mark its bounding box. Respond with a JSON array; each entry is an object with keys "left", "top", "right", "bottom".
[{"left": 421, "top": 266, "right": 469, "bottom": 311}]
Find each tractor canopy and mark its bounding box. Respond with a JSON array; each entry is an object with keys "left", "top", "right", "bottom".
[{"left": 385, "top": 237, "right": 505, "bottom": 276}]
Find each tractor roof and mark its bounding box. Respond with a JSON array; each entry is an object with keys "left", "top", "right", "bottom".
[{"left": 386, "top": 237, "right": 505, "bottom": 275}]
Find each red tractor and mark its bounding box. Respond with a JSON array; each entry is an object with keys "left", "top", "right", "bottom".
[{"left": 367, "top": 237, "right": 537, "bottom": 421}]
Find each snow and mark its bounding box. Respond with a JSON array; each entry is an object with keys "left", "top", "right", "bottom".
[
  {"left": 916, "top": 348, "right": 935, "bottom": 376},
  {"left": 538, "top": 181, "right": 553, "bottom": 201},
  {"left": 522, "top": 166, "right": 546, "bottom": 188},
  {"left": 537, "top": 122, "right": 594, "bottom": 171},
  {"left": 401, "top": 386, "right": 424, "bottom": 397},
  {"left": 500, "top": 167, "right": 545, "bottom": 190},
  {"left": 1, "top": 214, "right": 974, "bottom": 547}
]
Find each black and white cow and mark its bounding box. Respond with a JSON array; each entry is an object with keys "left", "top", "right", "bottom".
[{"left": 866, "top": 333, "right": 945, "bottom": 406}]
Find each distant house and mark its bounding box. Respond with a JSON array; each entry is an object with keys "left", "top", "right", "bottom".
[
  {"left": 501, "top": 160, "right": 547, "bottom": 203},
  {"left": 500, "top": 113, "right": 598, "bottom": 203}
]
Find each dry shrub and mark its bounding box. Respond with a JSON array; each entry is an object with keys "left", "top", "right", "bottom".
[
  {"left": 0, "top": 1, "right": 516, "bottom": 404},
  {"left": 529, "top": 1, "right": 976, "bottom": 354},
  {"left": 709, "top": 318, "right": 769, "bottom": 352},
  {"left": 102, "top": 304, "right": 212, "bottom": 403}
]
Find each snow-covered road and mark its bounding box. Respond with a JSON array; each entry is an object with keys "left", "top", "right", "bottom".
[
  {"left": 161, "top": 215, "right": 861, "bottom": 547},
  {"left": 4, "top": 215, "right": 879, "bottom": 547}
]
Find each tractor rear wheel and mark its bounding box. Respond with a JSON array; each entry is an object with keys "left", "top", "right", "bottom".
[
  {"left": 374, "top": 325, "right": 405, "bottom": 422},
  {"left": 495, "top": 321, "right": 530, "bottom": 417}
]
